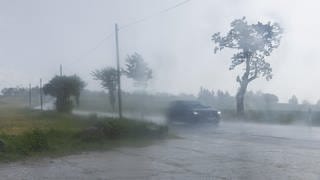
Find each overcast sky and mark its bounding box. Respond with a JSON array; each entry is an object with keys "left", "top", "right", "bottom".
[{"left": 0, "top": 0, "right": 319, "bottom": 103}]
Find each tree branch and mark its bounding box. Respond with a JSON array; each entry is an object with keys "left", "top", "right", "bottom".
[
  {"left": 241, "top": 52, "right": 251, "bottom": 82},
  {"left": 248, "top": 67, "right": 258, "bottom": 82},
  {"left": 236, "top": 76, "right": 242, "bottom": 84}
]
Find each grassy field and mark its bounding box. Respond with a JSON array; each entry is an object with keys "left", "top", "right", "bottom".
[
  {"left": 76, "top": 91, "right": 320, "bottom": 126},
  {"left": 0, "top": 104, "right": 168, "bottom": 162}
]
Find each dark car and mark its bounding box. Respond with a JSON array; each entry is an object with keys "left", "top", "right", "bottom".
[{"left": 166, "top": 100, "right": 221, "bottom": 123}]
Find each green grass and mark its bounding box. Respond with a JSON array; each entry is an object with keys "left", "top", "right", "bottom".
[
  {"left": 0, "top": 108, "right": 94, "bottom": 135},
  {"left": 0, "top": 107, "right": 168, "bottom": 162}
]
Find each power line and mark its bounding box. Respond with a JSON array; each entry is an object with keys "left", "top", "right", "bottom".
[
  {"left": 120, "top": 0, "right": 191, "bottom": 30},
  {"left": 64, "top": 0, "right": 191, "bottom": 71},
  {"left": 65, "top": 32, "right": 114, "bottom": 67}
]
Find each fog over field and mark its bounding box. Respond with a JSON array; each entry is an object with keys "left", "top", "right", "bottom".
[{"left": 0, "top": 0, "right": 319, "bottom": 103}]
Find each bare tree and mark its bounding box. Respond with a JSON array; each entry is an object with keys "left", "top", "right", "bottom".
[{"left": 212, "top": 17, "right": 282, "bottom": 115}]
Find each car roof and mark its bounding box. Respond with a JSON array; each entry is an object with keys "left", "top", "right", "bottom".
[{"left": 172, "top": 100, "right": 201, "bottom": 104}]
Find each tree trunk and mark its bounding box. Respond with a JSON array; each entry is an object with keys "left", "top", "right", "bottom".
[
  {"left": 75, "top": 95, "right": 80, "bottom": 107},
  {"left": 236, "top": 81, "right": 248, "bottom": 116}
]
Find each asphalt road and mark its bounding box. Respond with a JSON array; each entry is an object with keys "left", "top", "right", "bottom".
[{"left": 2, "top": 121, "right": 320, "bottom": 180}]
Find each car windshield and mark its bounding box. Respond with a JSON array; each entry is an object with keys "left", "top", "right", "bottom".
[{"left": 183, "top": 101, "right": 208, "bottom": 108}]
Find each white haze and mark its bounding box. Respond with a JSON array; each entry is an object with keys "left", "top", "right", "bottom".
[{"left": 0, "top": 0, "right": 319, "bottom": 103}]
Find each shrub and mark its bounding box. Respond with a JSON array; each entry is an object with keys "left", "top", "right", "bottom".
[
  {"left": 101, "top": 120, "right": 124, "bottom": 138},
  {"left": 99, "top": 119, "right": 168, "bottom": 139},
  {"left": 19, "top": 129, "right": 49, "bottom": 153},
  {"left": 77, "top": 127, "right": 104, "bottom": 142}
]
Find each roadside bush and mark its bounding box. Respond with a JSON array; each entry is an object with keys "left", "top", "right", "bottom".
[
  {"left": 99, "top": 119, "right": 168, "bottom": 139},
  {"left": 101, "top": 120, "right": 123, "bottom": 138},
  {"left": 19, "top": 129, "right": 49, "bottom": 153},
  {"left": 0, "top": 129, "right": 49, "bottom": 155},
  {"left": 0, "top": 107, "right": 170, "bottom": 162},
  {"left": 77, "top": 127, "right": 105, "bottom": 142}
]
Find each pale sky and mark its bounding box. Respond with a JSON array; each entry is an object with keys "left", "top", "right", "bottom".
[{"left": 0, "top": 0, "right": 320, "bottom": 103}]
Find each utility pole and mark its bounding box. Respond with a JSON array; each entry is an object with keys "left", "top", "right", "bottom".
[
  {"left": 40, "top": 78, "right": 43, "bottom": 111},
  {"left": 29, "top": 83, "right": 31, "bottom": 107},
  {"left": 115, "top": 23, "right": 123, "bottom": 118},
  {"left": 60, "top": 64, "right": 63, "bottom": 76}
]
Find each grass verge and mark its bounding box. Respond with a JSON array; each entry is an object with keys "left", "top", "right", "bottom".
[{"left": 0, "top": 108, "right": 168, "bottom": 162}]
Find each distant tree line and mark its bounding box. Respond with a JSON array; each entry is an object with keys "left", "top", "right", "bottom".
[
  {"left": 197, "top": 87, "right": 234, "bottom": 109},
  {"left": 1, "top": 86, "right": 40, "bottom": 97},
  {"left": 198, "top": 87, "right": 280, "bottom": 109}
]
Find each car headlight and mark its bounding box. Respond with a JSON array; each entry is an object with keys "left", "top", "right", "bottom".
[
  {"left": 193, "top": 111, "right": 198, "bottom": 115},
  {"left": 217, "top": 111, "right": 221, "bottom": 115}
]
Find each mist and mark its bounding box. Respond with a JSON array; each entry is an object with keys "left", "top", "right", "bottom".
[
  {"left": 4, "top": 1, "right": 320, "bottom": 179},
  {"left": 0, "top": 0, "right": 319, "bottom": 103}
]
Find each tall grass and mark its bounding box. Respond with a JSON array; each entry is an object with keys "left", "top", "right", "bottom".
[{"left": 0, "top": 108, "right": 168, "bottom": 162}]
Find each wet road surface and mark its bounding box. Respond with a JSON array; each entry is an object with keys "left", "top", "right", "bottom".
[{"left": 2, "top": 121, "right": 320, "bottom": 180}]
